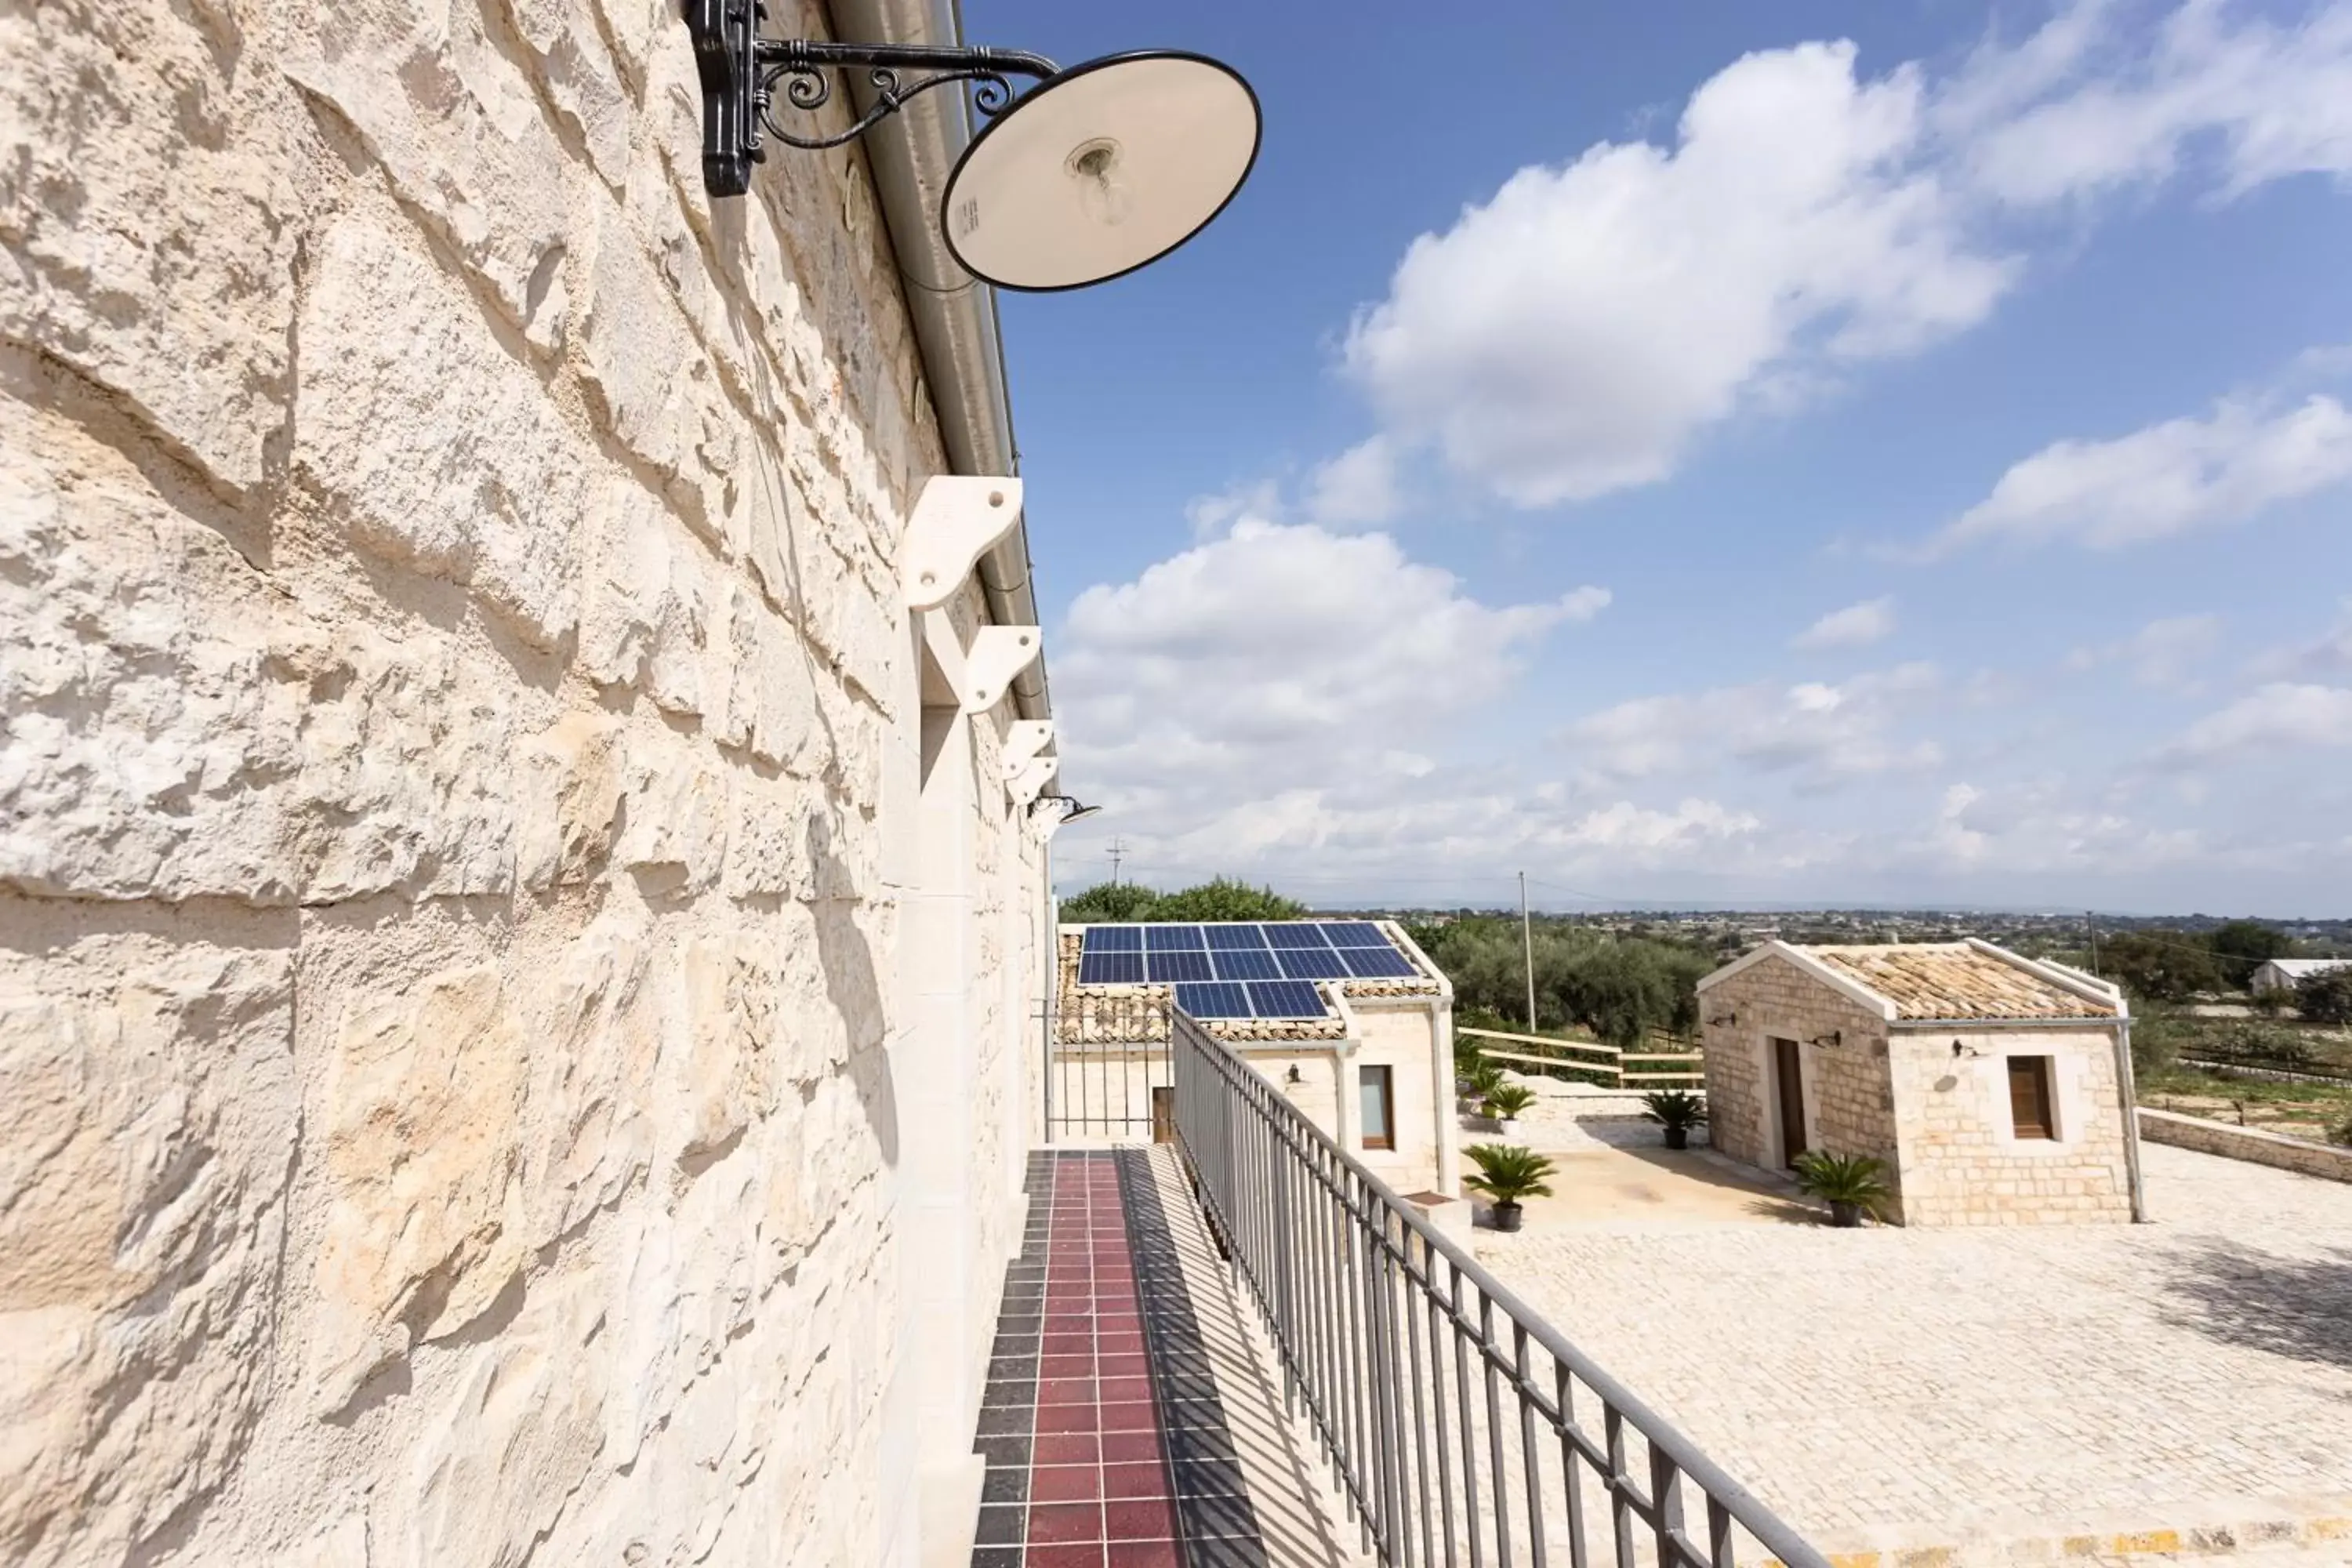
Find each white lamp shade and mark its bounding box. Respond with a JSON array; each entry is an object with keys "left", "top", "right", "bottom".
[{"left": 942, "top": 51, "right": 1261, "bottom": 292}]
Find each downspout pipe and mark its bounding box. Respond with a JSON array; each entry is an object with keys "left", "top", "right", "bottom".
[{"left": 829, "top": 0, "right": 1051, "bottom": 725}]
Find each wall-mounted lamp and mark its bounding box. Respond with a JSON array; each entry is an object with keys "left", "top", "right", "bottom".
[
  {"left": 1950, "top": 1039, "right": 1983, "bottom": 1058},
  {"left": 1029, "top": 793, "right": 1100, "bottom": 824},
  {"left": 1284, "top": 1065, "right": 1302, "bottom": 1086},
  {"left": 684, "top": 5, "right": 1261, "bottom": 291},
  {"left": 1808, "top": 1031, "right": 1843, "bottom": 1051},
  {"left": 1707, "top": 1011, "right": 1738, "bottom": 1028}
]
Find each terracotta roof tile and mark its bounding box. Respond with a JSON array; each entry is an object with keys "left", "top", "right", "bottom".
[{"left": 1797, "top": 942, "right": 2118, "bottom": 1021}]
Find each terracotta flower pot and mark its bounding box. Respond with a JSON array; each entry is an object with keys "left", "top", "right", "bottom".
[
  {"left": 1828, "top": 1199, "right": 1864, "bottom": 1228},
  {"left": 1490, "top": 1202, "right": 1524, "bottom": 1232}
]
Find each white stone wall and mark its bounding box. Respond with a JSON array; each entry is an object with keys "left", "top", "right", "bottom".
[
  {"left": 0, "top": 2, "right": 1046, "bottom": 1563},
  {"left": 1893, "top": 1029, "right": 2133, "bottom": 1225},
  {"left": 1700, "top": 955, "right": 1904, "bottom": 1218}
]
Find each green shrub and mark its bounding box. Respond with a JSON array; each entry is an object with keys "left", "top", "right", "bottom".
[
  {"left": 1462, "top": 1144, "right": 1557, "bottom": 1207},
  {"left": 1641, "top": 1090, "right": 1708, "bottom": 1132},
  {"left": 1481, "top": 1083, "right": 1537, "bottom": 1120},
  {"left": 1791, "top": 1151, "right": 1891, "bottom": 1218}
]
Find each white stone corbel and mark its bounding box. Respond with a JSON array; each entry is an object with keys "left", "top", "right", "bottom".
[
  {"left": 901, "top": 476, "right": 1023, "bottom": 611},
  {"left": 1007, "top": 754, "right": 1058, "bottom": 806},
  {"left": 960, "top": 625, "right": 1043, "bottom": 714},
  {"left": 1001, "top": 720, "right": 1055, "bottom": 779}
]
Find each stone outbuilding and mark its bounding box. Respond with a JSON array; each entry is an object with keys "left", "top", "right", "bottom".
[{"left": 1697, "top": 940, "right": 2143, "bottom": 1226}]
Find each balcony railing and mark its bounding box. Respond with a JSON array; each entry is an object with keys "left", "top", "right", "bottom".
[{"left": 1170, "top": 1011, "right": 1828, "bottom": 1568}]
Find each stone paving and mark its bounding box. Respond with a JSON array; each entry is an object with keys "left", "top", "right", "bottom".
[{"left": 1473, "top": 1136, "right": 2352, "bottom": 1558}]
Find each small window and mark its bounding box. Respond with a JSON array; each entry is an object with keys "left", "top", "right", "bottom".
[
  {"left": 1359, "top": 1065, "right": 1395, "bottom": 1151},
  {"left": 2007, "top": 1055, "right": 2055, "bottom": 1140}
]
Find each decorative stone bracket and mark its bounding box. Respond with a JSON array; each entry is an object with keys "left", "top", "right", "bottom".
[
  {"left": 1007, "top": 754, "right": 1058, "bottom": 806},
  {"left": 902, "top": 476, "right": 1022, "bottom": 611},
  {"left": 960, "top": 625, "right": 1042, "bottom": 714},
  {"left": 1001, "top": 720, "right": 1055, "bottom": 778}
]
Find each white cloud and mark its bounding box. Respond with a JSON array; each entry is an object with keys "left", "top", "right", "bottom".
[
  {"left": 1341, "top": 41, "right": 2011, "bottom": 507},
  {"left": 1057, "top": 520, "right": 1606, "bottom": 820},
  {"left": 1304, "top": 437, "right": 1403, "bottom": 528},
  {"left": 1793, "top": 596, "right": 1897, "bottom": 650},
  {"left": 1932, "top": 395, "right": 2352, "bottom": 552},
  {"left": 1949, "top": 0, "right": 2352, "bottom": 207},
  {"left": 1562, "top": 663, "right": 1945, "bottom": 789},
  {"left": 2162, "top": 681, "right": 2352, "bottom": 762},
  {"left": 2250, "top": 597, "right": 2352, "bottom": 678},
  {"left": 2068, "top": 612, "right": 2223, "bottom": 689},
  {"left": 1334, "top": 2, "right": 2352, "bottom": 510}
]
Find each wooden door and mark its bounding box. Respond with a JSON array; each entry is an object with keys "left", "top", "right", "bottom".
[{"left": 1773, "top": 1037, "right": 1807, "bottom": 1167}]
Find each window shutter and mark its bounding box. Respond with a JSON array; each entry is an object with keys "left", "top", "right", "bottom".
[{"left": 2007, "top": 1056, "right": 2053, "bottom": 1139}]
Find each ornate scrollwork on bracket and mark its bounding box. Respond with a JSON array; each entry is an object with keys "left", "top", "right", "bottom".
[{"left": 681, "top": 0, "right": 1058, "bottom": 196}]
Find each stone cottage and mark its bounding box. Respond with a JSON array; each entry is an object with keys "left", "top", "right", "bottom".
[
  {"left": 1697, "top": 940, "right": 2143, "bottom": 1226},
  {"left": 0, "top": 1, "right": 1071, "bottom": 1563}
]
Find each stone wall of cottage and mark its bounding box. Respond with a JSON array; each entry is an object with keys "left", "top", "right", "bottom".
[
  {"left": 0, "top": 2, "right": 1044, "bottom": 1563},
  {"left": 1890, "top": 1029, "right": 2134, "bottom": 1225},
  {"left": 1699, "top": 954, "right": 1906, "bottom": 1220}
]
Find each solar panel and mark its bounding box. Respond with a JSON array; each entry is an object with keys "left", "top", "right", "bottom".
[
  {"left": 1082, "top": 926, "right": 1142, "bottom": 953},
  {"left": 1209, "top": 947, "right": 1282, "bottom": 982},
  {"left": 1145, "top": 950, "right": 1214, "bottom": 983},
  {"left": 1264, "top": 923, "right": 1332, "bottom": 949},
  {"left": 1276, "top": 947, "right": 1352, "bottom": 980},
  {"left": 1203, "top": 924, "right": 1271, "bottom": 950},
  {"left": 1145, "top": 924, "right": 1206, "bottom": 951},
  {"left": 1341, "top": 946, "right": 1417, "bottom": 979},
  {"left": 1245, "top": 980, "right": 1327, "bottom": 1019},
  {"left": 1174, "top": 981, "right": 1251, "bottom": 1018},
  {"left": 1076, "top": 951, "right": 1145, "bottom": 985},
  {"left": 1319, "top": 921, "right": 1389, "bottom": 948}
]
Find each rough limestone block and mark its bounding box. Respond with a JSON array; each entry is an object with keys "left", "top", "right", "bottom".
[
  {"left": 579, "top": 200, "right": 743, "bottom": 543},
  {"left": 296, "top": 217, "right": 586, "bottom": 651},
  {"left": 312, "top": 964, "right": 530, "bottom": 1414},
  {"left": 498, "top": 0, "right": 632, "bottom": 184},
  {"left": 0, "top": 936, "right": 296, "bottom": 1563},
  {"left": 514, "top": 712, "right": 626, "bottom": 891},
  {"left": 0, "top": 1, "right": 298, "bottom": 493},
  {"left": 284, "top": 2, "right": 575, "bottom": 344}
]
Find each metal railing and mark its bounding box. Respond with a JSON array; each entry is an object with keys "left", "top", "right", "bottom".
[{"left": 1171, "top": 1011, "right": 1826, "bottom": 1568}]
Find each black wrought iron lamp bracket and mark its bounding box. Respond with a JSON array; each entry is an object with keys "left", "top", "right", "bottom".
[{"left": 687, "top": 0, "right": 1058, "bottom": 197}]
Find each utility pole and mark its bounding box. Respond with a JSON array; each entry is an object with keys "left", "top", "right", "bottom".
[
  {"left": 1107, "top": 837, "right": 1128, "bottom": 886},
  {"left": 1520, "top": 870, "right": 1537, "bottom": 1031}
]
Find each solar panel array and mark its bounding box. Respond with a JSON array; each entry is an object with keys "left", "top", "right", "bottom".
[{"left": 1073, "top": 921, "right": 1421, "bottom": 1005}]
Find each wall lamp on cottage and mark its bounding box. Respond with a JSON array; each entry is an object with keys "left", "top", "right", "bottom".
[
  {"left": 1029, "top": 794, "right": 1101, "bottom": 825},
  {"left": 685, "top": 5, "right": 1261, "bottom": 290},
  {"left": 1707, "top": 1011, "right": 1738, "bottom": 1028},
  {"left": 1808, "top": 1030, "right": 1843, "bottom": 1051}
]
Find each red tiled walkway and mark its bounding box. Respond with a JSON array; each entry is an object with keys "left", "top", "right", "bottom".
[{"left": 971, "top": 1150, "right": 1268, "bottom": 1567}]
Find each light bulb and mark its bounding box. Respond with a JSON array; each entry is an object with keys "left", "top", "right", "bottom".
[{"left": 1068, "top": 140, "right": 1132, "bottom": 228}]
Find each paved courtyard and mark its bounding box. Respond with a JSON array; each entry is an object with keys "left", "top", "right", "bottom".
[{"left": 1475, "top": 1134, "right": 2352, "bottom": 1559}]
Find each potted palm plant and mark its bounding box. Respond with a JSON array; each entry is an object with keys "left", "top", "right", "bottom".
[
  {"left": 1791, "top": 1151, "right": 1890, "bottom": 1228},
  {"left": 1460, "top": 1057, "right": 1504, "bottom": 1113},
  {"left": 1481, "top": 1081, "right": 1537, "bottom": 1134},
  {"left": 1463, "top": 1142, "right": 1556, "bottom": 1232},
  {"left": 1641, "top": 1090, "right": 1707, "bottom": 1150}
]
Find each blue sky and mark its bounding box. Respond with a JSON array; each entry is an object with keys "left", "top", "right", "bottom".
[{"left": 968, "top": 0, "right": 2352, "bottom": 914}]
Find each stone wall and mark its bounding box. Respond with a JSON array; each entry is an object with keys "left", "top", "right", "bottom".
[
  {"left": 0, "top": 2, "right": 1045, "bottom": 1564},
  {"left": 1889, "top": 1029, "right": 2133, "bottom": 1225},
  {"left": 1699, "top": 954, "right": 1904, "bottom": 1218},
  {"left": 2139, "top": 1108, "right": 2352, "bottom": 1184}
]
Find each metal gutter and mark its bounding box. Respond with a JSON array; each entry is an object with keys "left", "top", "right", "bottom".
[{"left": 829, "top": 0, "right": 1051, "bottom": 724}]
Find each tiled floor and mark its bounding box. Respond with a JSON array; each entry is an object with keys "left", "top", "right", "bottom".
[{"left": 969, "top": 1149, "right": 1284, "bottom": 1567}]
